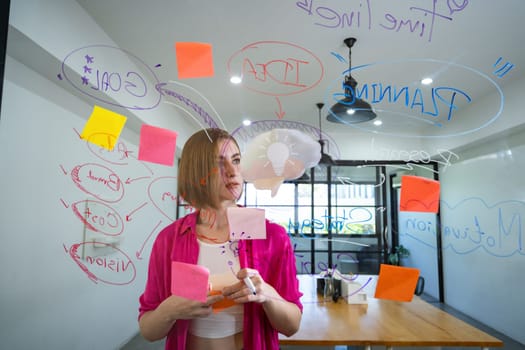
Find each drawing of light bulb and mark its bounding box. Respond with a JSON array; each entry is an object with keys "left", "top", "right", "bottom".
[
  {"left": 241, "top": 128, "right": 321, "bottom": 197},
  {"left": 266, "top": 142, "right": 290, "bottom": 176}
]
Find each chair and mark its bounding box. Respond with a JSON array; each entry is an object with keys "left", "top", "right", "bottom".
[
  {"left": 356, "top": 245, "right": 381, "bottom": 274},
  {"left": 415, "top": 276, "right": 425, "bottom": 296}
]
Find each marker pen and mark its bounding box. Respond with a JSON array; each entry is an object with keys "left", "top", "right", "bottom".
[{"left": 243, "top": 277, "right": 257, "bottom": 295}]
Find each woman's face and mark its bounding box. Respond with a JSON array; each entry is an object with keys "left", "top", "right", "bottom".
[{"left": 216, "top": 138, "right": 243, "bottom": 203}]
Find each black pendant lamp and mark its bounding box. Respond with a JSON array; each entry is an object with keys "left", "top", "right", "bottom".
[
  {"left": 317, "top": 102, "right": 335, "bottom": 165},
  {"left": 327, "top": 37, "right": 376, "bottom": 124}
]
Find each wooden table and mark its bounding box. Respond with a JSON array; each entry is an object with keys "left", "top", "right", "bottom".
[{"left": 279, "top": 274, "right": 503, "bottom": 349}]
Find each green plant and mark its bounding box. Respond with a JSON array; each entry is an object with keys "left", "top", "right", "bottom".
[{"left": 388, "top": 245, "right": 410, "bottom": 266}]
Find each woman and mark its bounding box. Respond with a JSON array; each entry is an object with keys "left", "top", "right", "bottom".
[{"left": 138, "top": 128, "right": 302, "bottom": 350}]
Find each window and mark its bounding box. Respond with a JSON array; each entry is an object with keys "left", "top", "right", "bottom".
[
  {"left": 176, "top": 162, "right": 387, "bottom": 275},
  {"left": 238, "top": 163, "right": 387, "bottom": 274}
]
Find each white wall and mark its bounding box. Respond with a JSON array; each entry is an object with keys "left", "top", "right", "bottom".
[
  {"left": 0, "top": 0, "right": 193, "bottom": 346},
  {"left": 0, "top": 2, "right": 202, "bottom": 348},
  {"left": 438, "top": 126, "right": 525, "bottom": 344},
  {"left": 0, "top": 55, "right": 177, "bottom": 349},
  {"left": 394, "top": 77, "right": 525, "bottom": 343}
]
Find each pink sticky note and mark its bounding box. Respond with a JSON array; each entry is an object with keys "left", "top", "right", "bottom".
[
  {"left": 138, "top": 124, "right": 178, "bottom": 166},
  {"left": 171, "top": 261, "right": 209, "bottom": 302},
  {"left": 175, "top": 42, "right": 214, "bottom": 79},
  {"left": 227, "top": 207, "right": 266, "bottom": 240},
  {"left": 374, "top": 264, "right": 420, "bottom": 302},
  {"left": 399, "top": 175, "right": 440, "bottom": 213}
]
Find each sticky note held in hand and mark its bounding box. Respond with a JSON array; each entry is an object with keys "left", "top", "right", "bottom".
[
  {"left": 171, "top": 261, "right": 209, "bottom": 302},
  {"left": 209, "top": 290, "right": 236, "bottom": 313}
]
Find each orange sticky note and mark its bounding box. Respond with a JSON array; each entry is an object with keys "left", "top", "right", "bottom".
[
  {"left": 399, "top": 175, "right": 440, "bottom": 213},
  {"left": 138, "top": 124, "right": 178, "bottom": 166},
  {"left": 227, "top": 207, "right": 266, "bottom": 240},
  {"left": 80, "top": 105, "right": 127, "bottom": 150},
  {"left": 175, "top": 42, "right": 214, "bottom": 79},
  {"left": 374, "top": 264, "right": 420, "bottom": 302},
  {"left": 171, "top": 261, "right": 209, "bottom": 302},
  {"left": 210, "top": 290, "right": 236, "bottom": 313}
]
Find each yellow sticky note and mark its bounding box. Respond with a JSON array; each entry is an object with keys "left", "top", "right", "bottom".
[{"left": 81, "top": 105, "right": 127, "bottom": 150}]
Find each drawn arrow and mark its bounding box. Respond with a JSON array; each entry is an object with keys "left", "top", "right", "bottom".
[
  {"left": 296, "top": 0, "right": 313, "bottom": 13},
  {"left": 126, "top": 202, "right": 149, "bottom": 222},
  {"left": 136, "top": 220, "right": 163, "bottom": 260},
  {"left": 125, "top": 176, "right": 151, "bottom": 184},
  {"left": 155, "top": 82, "right": 167, "bottom": 95},
  {"left": 330, "top": 51, "right": 347, "bottom": 63},
  {"left": 274, "top": 97, "right": 286, "bottom": 119},
  {"left": 59, "top": 164, "right": 68, "bottom": 175},
  {"left": 73, "top": 128, "right": 82, "bottom": 139},
  {"left": 336, "top": 173, "right": 386, "bottom": 187},
  {"left": 139, "top": 160, "right": 155, "bottom": 175}
]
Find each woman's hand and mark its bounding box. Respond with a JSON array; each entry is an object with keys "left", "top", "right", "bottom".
[
  {"left": 160, "top": 293, "right": 225, "bottom": 320},
  {"left": 139, "top": 292, "right": 224, "bottom": 342},
  {"left": 221, "top": 268, "right": 302, "bottom": 336},
  {"left": 222, "top": 268, "right": 277, "bottom": 304}
]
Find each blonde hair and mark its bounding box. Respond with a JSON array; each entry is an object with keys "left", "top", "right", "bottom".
[{"left": 178, "top": 128, "right": 240, "bottom": 209}]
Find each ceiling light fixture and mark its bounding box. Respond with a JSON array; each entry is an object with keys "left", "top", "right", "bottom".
[
  {"left": 327, "top": 37, "right": 376, "bottom": 124},
  {"left": 230, "top": 75, "right": 242, "bottom": 84},
  {"left": 421, "top": 77, "right": 433, "bottom": 85}
]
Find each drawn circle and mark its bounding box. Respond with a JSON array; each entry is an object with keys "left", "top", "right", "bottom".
[
  {"left": 148, "top": 176, "right": 178, "bottom": 221},
  {"left": 71, "top": 200, "right": 124, "bottom": 236},
  {"left": 227, "top": 41, "right": 324, "bottom": 96},
  {"left": 71, "top": 163, "right": 125, "bottom": 203},
  {"left": 324, "top": 59, "right": 504, "bottom": 138},
  {"left": 69, "top": 242, "right": 136, "bottom": 285},
  {"left": 61, "top": 44, "right": 161, "bottom": 110},
  {"left": 87, "top": 140, "right": 130, "bottom": 165}
]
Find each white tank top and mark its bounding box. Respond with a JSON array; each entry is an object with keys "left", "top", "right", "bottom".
[{"left": 189, "top": 239, "right": 244, "bottom": 338}]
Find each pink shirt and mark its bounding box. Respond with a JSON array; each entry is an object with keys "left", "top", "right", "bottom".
[{"left": 138, "top": 211, "right": 303, "bottom": 350}]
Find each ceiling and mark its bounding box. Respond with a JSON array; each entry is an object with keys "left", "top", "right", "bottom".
[{"left": 71, "top": 1, "right": 524, "bottom": 152}]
